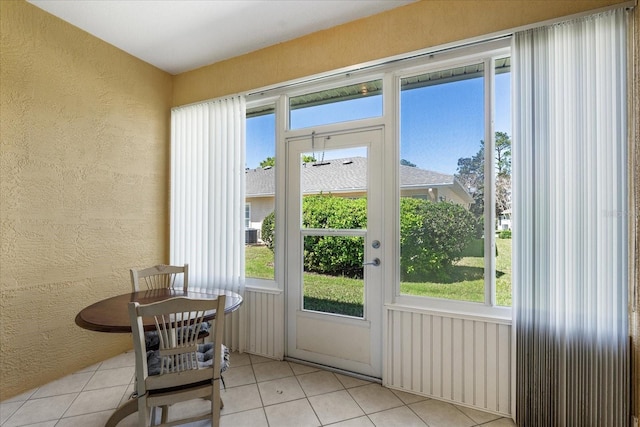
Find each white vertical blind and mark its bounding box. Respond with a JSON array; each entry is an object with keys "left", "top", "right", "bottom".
[
  {"left": 170, "top": 96, "right": 246, "bottom": 295},
  {"left": 513, "top": 9, "right": 629, "bottom": 426}
]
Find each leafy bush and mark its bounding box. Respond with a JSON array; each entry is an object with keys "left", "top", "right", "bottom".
[
  {"left": 261, "top": 211, "right": 275, "bottom": 250},
  {"left": 400, "top": 198, "right": 481, "bottom": 281},
  {"left": 302, "top": 195, "right": 366, "bottom": 278},
  {"left": 498, "top": 229, "right": 512, "bottom": 239},
  {"left": 261, "top": 195, "right": 480, "bottom": 281}
]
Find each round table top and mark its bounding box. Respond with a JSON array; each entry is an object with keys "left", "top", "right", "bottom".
[{"left": 75, "top": 288, "right": 243, "bottom": 333}]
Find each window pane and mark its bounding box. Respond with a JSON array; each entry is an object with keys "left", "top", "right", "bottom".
[
  {"left": 399, "top": 64, "right": 485, "bottom": 303},
  {"left": 300, "top": 147, "right": 368, "bottom": 230},
  {"left": 495, "top": 57, "right": 512, "bottom": 307},
  {"left": 245, "top": 105, "right": 275, "bottom": 280},
  {"left": 290, "top": 80, "right": 382, "bottom": 129},
  {"left": 302, "top": 235, "right": 364, "bottom": 318}
]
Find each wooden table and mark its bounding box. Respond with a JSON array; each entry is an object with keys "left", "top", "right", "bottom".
[
  {"left": 75, "top": 288, "right": 243, "bottom": 426},
  {"left": 76, "top": 288, "right": 243, "bottom": 333}
]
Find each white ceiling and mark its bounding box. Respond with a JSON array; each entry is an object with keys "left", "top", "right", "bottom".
[{"left": 28, "top": 0, "right": 414, "bottom": 75}]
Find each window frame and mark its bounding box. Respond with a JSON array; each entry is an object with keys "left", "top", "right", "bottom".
[
  {"left": 245, "top": 39, "right": 512, "bottom": 318},
  {"left": 392, "top": 46, "right": 512, "bottom": 319},
  {"left": 245, "top": 99, "right": 280, "bottom": 290}
]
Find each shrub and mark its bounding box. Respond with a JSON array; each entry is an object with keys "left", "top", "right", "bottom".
[
  {"left": 262, "top": 195, "right": 480, "bottom": 281},
  {"left": 302, "top": 195, "right": 366, "bottom": 278},
  {"left": 498, "top": 229, "right": 512, "bottom": 239},
  {"left": 400, "top": 198, "right": 480, "bottom": 281},
  {"left": 261, "top": 211, "right": 275, "bottom": 250},
  {"left": 262, "top": 195, "right": 366, "bottom": 277}
]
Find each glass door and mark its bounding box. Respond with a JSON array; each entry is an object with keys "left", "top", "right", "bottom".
[{"left": 285, "top": 127, "right": 383, "bottom": 378}]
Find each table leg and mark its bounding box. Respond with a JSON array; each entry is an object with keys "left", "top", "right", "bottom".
[{"left": 105, "top": 398, "right": 138, "bottom": 427}]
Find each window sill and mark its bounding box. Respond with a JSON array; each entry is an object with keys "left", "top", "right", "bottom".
[
  {"left": 389, "top": 295, "right": 512, "bottom": 324},
  {"left": 245, "top": 277, "right": 282, "bottom": 294}
]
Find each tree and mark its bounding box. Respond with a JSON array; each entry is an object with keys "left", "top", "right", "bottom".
[
  {"left": 456, "top": 145, "right": 485, "bottom": 216},
  {"left": 259, "top": 155, "right": 316, "bottom": 168},
  {"left": 495, "top": 131, "right": 511, "bottom": 176},
  {"left": 400, "top": 158, "right": 417, "bottom": 167},
  {"left": 455, "top": 132, "right": 512, "bottom": 218},
  {"left": 259, "top": 156, "right": 275, "bottom": 168}
]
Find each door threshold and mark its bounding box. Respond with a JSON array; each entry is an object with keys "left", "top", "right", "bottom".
[{"left": 284, "top": 356, "right": 382, "bottom": 384}]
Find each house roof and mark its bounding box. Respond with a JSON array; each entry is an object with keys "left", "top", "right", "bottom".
[{"left": 246, "top": 157, "right": 473, "bottom": 203}]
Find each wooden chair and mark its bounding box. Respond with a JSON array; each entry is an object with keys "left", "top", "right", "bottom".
[
  {"left": 130, "top": 264, "right": 189, "bottom": 292},
  {"left": 128, "top": 296, "right": 226, "bottom": 427},
  {"left": 131, "top": 263, "right": 210, "bottom": 348}
]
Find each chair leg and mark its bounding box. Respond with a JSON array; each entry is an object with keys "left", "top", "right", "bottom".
[
  {"left": 137, "top": 398, "right": 150, "bottom": 427},
  {"left": 212, "top": 378, "right": 221, "bottom": 427}
]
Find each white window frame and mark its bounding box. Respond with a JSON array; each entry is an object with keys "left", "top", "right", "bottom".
[
  {"left": 245, "top": 98, "right": 280, "bottom": 290},
  {"left": 245, "top": 39, "right": 512, "bottom": 319},
  {"left": 392, "top": 44, "right": 512, "bottom": 319}
]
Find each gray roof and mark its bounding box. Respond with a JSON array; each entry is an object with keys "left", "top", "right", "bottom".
[{"left": 246, "top": 157, "right": 472, "bottom": 203}]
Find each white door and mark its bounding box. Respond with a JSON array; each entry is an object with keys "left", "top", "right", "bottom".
[{"left": 286, "top": 127, "right": 383, "bottom": 378}]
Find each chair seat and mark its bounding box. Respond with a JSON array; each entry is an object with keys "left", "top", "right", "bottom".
[{"left": 146, "top": 343, "right": 230, "bottom": 376}]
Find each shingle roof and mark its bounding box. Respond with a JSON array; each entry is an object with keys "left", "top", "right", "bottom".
[{"left": 246, "top": 157, "right": 471, "bottom": 203}]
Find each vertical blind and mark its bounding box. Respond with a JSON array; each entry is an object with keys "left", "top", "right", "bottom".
[
  {"left": 170, "top": 96, "right": 246, "bottom": 295},
  {"left": 513, "top": 8, "right": 629, "bottom": 426}
]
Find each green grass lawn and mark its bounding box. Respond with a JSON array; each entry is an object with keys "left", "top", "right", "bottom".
[
  {"left": 245, "top": 238, "right": 512, "bottom": 314},
  {"left": 245, "top": 244, "right": 275, "bottom": 280},
  {"left": 400, "top": 238, "right": 512, "bottom": 306}
]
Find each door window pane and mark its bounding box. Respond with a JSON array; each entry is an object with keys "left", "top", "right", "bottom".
[
  {"left": 299, "top": 147, "right": 368, "bottom": 230},
  {"left": 302, "top": 235, "right": 364, "bottom": 318}
]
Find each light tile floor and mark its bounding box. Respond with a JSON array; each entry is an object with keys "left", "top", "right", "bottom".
[{"left": 1, "top": 351, "right": 516, "bottom": 427}]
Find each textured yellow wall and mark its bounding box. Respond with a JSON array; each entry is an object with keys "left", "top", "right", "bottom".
[
  {"left": 173, "top": 0, "right": 628, "bottom": 106},
  {"left": 0, "top": 1, "right": 172, "bottom": 400}
]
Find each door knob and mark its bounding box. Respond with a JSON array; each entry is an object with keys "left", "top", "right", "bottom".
[{"left": 363, "top": 258, "right": 380, "bottom": 267}]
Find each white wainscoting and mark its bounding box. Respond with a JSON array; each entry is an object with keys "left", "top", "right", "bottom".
[
  {"left": 243, "top": 286, "right": 284, "bottom": 359},
  {"left": 385, "top": 306, "right": 512, "bottom": 416}
]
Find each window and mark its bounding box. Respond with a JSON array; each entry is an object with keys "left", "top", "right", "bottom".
[
  {"left": 244, "top": 203, "right": 251, "bottom": 229},
  {"left": 289, "top": 80, "right": 383, "bottom": 129},
  {"left": 493, "top": 56, "right": 512, "bottom": 307},
  {"left": 398, "top": 56, "right": 512, "bottom": 307},
  {"left": 245, "top": 104, "right": 276, "bottom": 281}
]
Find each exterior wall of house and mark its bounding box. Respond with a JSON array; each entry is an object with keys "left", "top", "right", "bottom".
[
  {"left": 247, "top": 197, "right": 275, "bottom": 238},
  {"left": 401, "top": 188, "right": 471, "bottom": 207},
  {"left": 0, "top": 1, "right": 172, "bottom": 400}
]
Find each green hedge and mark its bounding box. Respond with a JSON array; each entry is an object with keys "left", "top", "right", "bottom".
[
  {"left": 400, "top": 197, "right": 481, "bottom": 281},
  {"left": 498, "top": 229, "right": 512, "bottom": 239},
  {"left": 261, "top": 194, "right": 481, "bottom": 280}
]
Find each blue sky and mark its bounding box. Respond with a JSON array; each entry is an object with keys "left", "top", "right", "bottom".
[{"left": 247, "top": 72, "right": 511, "bottom": 174}]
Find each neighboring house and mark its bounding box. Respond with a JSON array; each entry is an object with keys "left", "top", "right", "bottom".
[
  {"left": 498, "top": 208, "right": 512, "bottom": 230},
  {"left": 245, "top": 156, "right": 473, "bottom": 240}
]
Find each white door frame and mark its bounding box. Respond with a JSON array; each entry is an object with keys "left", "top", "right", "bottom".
[{"left": 285, "top": 126, "right": 384, "bottom": 378}]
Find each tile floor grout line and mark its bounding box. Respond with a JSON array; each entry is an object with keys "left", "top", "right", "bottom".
[{"left": 2, "top": 351, "right": 516, "bottom": 427}]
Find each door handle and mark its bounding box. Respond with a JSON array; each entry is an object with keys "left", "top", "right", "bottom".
[{"left": 363, "top": 258, "right": 380, "bottom": 267}]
